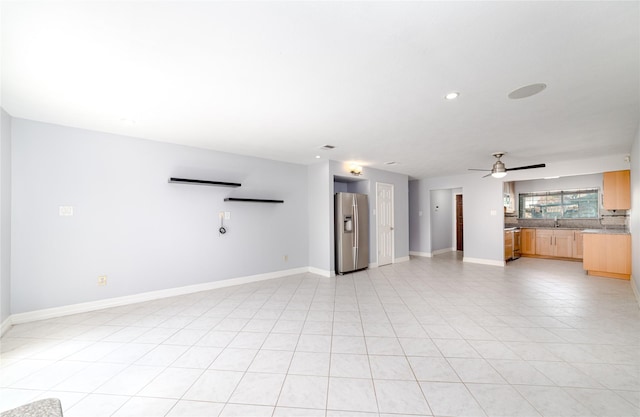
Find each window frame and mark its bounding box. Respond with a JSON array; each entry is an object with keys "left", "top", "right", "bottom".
[{"left": 518, "top": 188, "right": 600, "bottom": 220}]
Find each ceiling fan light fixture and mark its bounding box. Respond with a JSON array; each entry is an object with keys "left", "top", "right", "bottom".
[{"left": 491, "top": 160, "right": 507, "bottom": 178}]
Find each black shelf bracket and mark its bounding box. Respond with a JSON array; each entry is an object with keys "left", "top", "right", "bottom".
[
  {"left": 224, "top": 198, "right": 284, "bottom": 203},
  {"left": 169, "top": 177, "right": 241, "bottom": 187}
]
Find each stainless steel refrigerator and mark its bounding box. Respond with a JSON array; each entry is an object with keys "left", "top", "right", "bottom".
[{"left": 335, "top": 192, "right": 369, "bottom": 274}]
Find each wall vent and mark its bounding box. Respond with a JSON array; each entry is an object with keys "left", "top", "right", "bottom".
[{"left": 320, "top": 145, "right": 336, "bottom": 150}]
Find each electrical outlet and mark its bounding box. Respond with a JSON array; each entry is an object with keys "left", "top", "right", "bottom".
[
  {"left": 97, "top": 275, "right": 107, "bottom": 286},
  {"left": 59, "top": 206, "right": 74, "bottom": 216},
  {"left": 283, "top": 255, "right": 288, "bottom": 262}
]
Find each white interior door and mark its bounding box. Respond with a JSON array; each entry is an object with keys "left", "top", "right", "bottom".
[{"left": 376, "top": 182, "right": 394, "bottom": 266}]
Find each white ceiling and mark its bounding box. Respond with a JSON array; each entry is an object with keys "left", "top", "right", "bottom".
[{"left": 2, "top": 1, "right": 639, "bottom": 179}]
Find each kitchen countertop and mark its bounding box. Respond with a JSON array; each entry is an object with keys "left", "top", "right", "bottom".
[{"left": 581, "top": 229, "right": 630, "bottom": 235}]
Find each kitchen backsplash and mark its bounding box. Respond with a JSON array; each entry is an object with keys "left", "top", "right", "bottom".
[{"left": 504, "top": 210, "right": 628, "bottom": 230}]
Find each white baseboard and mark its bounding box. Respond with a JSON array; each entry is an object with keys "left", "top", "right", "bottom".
[
  {"left": 394, "top": 256, "right": 410, "bottom": 263},
  {"left": 308, "top": 267, "right": 335, "bottom": 278},
  {"left": 409, "top": 251, "right": 431, "bottom": 258},
  {"left": 10, "top": 267, "right": 309, "bottom": 325},
  {"left": 431, "top": 247, "right": 455, "bottom": 256},
  {"left": 1, "top": 316, "right": 12, "bottom": 337},
  {"left": 631, "top": 275, "right": 640, "bottom": 309},
  {"left": 463, "top": 257, "right": 505, "bottom": 267},
  {"left": 369, "top": 262, "right": 378, "bottom": 268}
]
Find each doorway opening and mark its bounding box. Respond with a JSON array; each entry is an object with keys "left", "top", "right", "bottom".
[{"left": 456, "top": 194, "right": 464, "bottom": 251}]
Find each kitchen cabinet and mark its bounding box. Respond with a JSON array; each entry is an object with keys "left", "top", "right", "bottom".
[
  {"left": 583, "top": 233, "right": 631, "bottom": 279},
  {"left": 504, "top": 230, "right": 514, "bottom": 261},
  {"left": 535, "top": 229, "right": 554, "bottom": 256},
  {"left": 572, "top": 231, "right": 583, "bottom": 259},
  {"left": 603, "top": 170, "right": 630, "bottom": 210},
  {"left": 521, "top": 228, "right": 536, "bottom": 255},
  {"left": 532, "top": 228, "right": 580, "bottom": 259}
]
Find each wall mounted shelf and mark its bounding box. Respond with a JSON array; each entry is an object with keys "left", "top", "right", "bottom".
[
  {"left": 169, "top": 177, "right": 241, "bottom": 187},
  {"left": 224, "top": 198, "right": 284, "bottom": 203}
]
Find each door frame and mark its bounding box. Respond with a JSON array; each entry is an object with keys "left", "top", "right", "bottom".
[{"left": 376, "top": 182, "right": 395, "bottom": 266}]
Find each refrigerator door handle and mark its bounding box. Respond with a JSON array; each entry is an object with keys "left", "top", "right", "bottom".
[{"left": 353, "top": 197, "right": 358, "bottom": 271}]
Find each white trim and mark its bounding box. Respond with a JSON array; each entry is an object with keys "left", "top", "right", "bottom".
[
  {"left": 431, "top": 247, "right": 455, "bottom": 256},
  {"left": 1, "top": 316, "right": 12, "bottom": 337},
  {"left": 409, "top": 251, "right": 431, "bottom": 258},
  {"left": 394, "top": 256, "right": 410, "bottom": 263},
  {"left": 631, "top": 275, "right": 640, "bottom": 308},
  {"left": 463, "top": 257, "right": 505, "bottom": 267},
  {"left": 10, "top": 267, "right": 308, "bottom": 325},
  {"left": 368, "top": 262, "right": 378, "bottom": 268},
  {"left": 308, "top": 267, "right": 334, "bottom": 278}
]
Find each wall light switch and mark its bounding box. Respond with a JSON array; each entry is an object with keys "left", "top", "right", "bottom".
[
  {"left": 490, "top": 209, "right": 497, "bottom": 216},
  {"left": 59, "top": 206, "right": 73, "bottom": 216},
  {"left": 224, "top": 212, "right": 231, "bottom": 220}
]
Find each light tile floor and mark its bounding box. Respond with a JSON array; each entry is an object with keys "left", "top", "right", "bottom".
[{"left": 1, "top": 254, "right": 639, "bottom": 416}]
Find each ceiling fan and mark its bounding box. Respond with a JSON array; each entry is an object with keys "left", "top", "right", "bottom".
[{"left": 469, "top": 152, "right": 546, "bottom": 178}]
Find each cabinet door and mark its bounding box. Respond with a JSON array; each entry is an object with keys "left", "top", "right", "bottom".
[
  {"left": 554, "top": 230, "right": 573, "bottom": 258},
  {"left": 521, "top": 228, "right": 536, "bottom": 255},
  {"left": 535, "top": 230, "right": 554, "bottom": 256},
  {"left": 584, "top": 234, "right": 631, "bottom": 276},
  {"left": 603, "top": 170, "right": 630, "bottom": 210},
  {"left": 572, "top": 231, "right": 583, "bottom": 259},
  {"left": 504, "top": 231, "right": 513, "bottom": 260}
]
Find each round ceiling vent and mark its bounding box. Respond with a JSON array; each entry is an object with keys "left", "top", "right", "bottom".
[{"left": 508, "top": 83, "right": 547, "bottom": 99}]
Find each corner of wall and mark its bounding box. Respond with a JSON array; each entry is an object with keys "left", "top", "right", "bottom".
[
  {"left": 0, "top": 108, "right": 12, "bottom": 328},
  {"left": 630, "top": 121, "right": 640, "bottom": 306}
]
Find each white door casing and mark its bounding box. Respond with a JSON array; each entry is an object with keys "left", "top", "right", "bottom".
[{"left": 376, "top": 182, "right": 394, "bottom": 266}]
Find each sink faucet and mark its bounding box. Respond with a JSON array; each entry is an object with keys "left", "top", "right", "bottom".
[{"left": 554, "top": 217, "right": 559, "bottom": 228}]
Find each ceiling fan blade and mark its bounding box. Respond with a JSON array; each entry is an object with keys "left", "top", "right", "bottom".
[
  {"left": 506, "top": 163, "right": 546, "bottom": 171},
  {"left": 482, "top": 173, "right": 492, "bottom": 178},
  {"left": 468, "top": 168, "right": 490, "bottom": 171}
]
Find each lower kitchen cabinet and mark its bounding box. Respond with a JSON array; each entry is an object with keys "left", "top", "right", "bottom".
[
  {"left": 521, "top": 228, "right": 536, "bottom": 255},
  {"left": 572, "top": 231, "right": 583, "bottom": 259},
  {"left": 526, "top": 228, "right": 583, "bottom": 260},
  {"left": 504, "top": 230, "right": 513, "bottom": 261},
  {"left": 583, "top": 233, "right": 631, "bottom": 279},
  {"left": 535, "top": 229, "right": 554, "bottom": 256}
]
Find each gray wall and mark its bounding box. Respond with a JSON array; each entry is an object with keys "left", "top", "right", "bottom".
[
  {"left": 429, "top": 189, "right": 453, "bottom": 252},
  {"left": 408, "top": 180, "right": 422, "bottom": 253},
  {"left": 11, "top": 119, "right": 309, "bottom": 313},
  {"left": 307, "top": 161, "right": 332, "bottom": 274},
  {"left": 631, "top": 123, "right": 640, "bottom": 298},
  {"left": 1, "top": 109, "right": 11, "bottom": 324}
]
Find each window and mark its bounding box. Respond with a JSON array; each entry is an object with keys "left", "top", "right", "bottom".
[{"left": 519, "top": 188, "right": 599, "bottom": 219}]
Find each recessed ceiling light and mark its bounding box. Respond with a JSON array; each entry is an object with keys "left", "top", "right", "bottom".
[
  {"left": 315, "top": 155, "right": 321, "bottom": 159},
  {"left": 508, "top": 83, "right": 547, "bottom": 99},
  {"left": 444, "top": 92, "right": 459, "bottom": 100}
]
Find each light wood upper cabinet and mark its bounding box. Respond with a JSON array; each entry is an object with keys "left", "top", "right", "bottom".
[
  {"left": 521, "top": 228, "right": 536, "bottom": 255},
  {"left": 603, "top": 170, "right": 630, "bottom": 210},
  {"left": 583, "top": 233, "right": 631, "bottom": 279}
]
